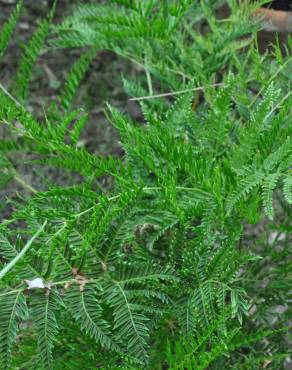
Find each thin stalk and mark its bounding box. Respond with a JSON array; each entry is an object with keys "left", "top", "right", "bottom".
[
  {"left": 129, "top": 83, "right": 223, "bottom": 101},
  {"left": 0, "top": 218, "right": 17, "bottom": 227},
  {"left": 145, "top": 66, "right": 153, "bottom": 96},
  {"left": 2, "top": 167, "right": 38, "bottom": 194},
  {"left": 0, "top": 220, "right": 47, "bottom": 280},
  {"left": 13, "top": 171, "right": 38, "bottom": 194},
  {"left": 0, "top": 82, "right": 22, "bottom": 107}
]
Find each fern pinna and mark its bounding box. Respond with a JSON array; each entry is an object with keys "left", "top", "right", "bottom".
[{"left": 0, "top": 1, "right": 291, "bottom": 369}]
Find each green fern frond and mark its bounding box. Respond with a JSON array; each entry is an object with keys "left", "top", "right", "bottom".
[
  {"left": 230, "top": 288, "right": 250, "bottom": 325},
  {"left": 262, "top": 172, "right": 281, "bottom": 220},
  {"left": 60, "top": 49, "right": 96, "bottom": 110},
  {"left": 0, "top": 0, "right": 23, "bottom": 60},
  {"left": 283, "top": 175, "right": 292, "bottom": 204},
  {"left": 34, "top": 183, "right": 96, "bottom": 201},
  {"left": 253, "top": 83, "right": 281, "bottom": 123},
  {"left": 105, "top": 279, "right": 150, "bottom": 362},
  {"left": 65, "top": 284, "right": 118, "bottom": 352},
  {"left": 166, "top": 312, "right": 238, "bottom": 370},
  {"left": 69, "top": 113, "right": 88, "bottom": 146},
  {"left": 263, "top": 136, "right": 292, "bottom": 171},
  {"left": 115, "top": 263, "right": 177, "bottom": 285},
  {"left": 30, "top": 289, "right": 61, "bottom": 369},
  {"left": 166, "top": 325, "right": 287, "bottom": 370},
  {"left": 37, "top": 147, "right": 121, "bottom": 178},
  {"left": 103, "top": 263, "right": 175, "bottom": 363},
  {"left": 226, "top": 171, "right": 265, "bottom": 214},
  {"left": 54, "top": 1, "right": 186, "bottom": 45},
  {"left": 0, "top": 290, "right": 28, "bottom": 369},
  {"left": 13, "top": 4, "right": 55, "bottom": 100}
]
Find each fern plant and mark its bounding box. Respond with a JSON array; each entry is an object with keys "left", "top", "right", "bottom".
[{"left": 0, "top": 0, "right": 291, "bottom": 369}]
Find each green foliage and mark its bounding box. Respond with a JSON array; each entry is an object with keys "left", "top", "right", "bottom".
[
  {"left": 59, "top": 48, "right": 96, "bottom": 111},
  {"left": 65, "top": 284, "right": 115, "bottom": 351},
  {"left": 283, "top": 175, "right": 292, "bottom": 204},
  {"left": 30, "top": 289, "right": 60, "bottom": 369},
  {"left": 166, "top": 324, "right": 288, "bottom": 370},
  {"left": 0, "top": 0, "right": 23, "bottom": 60},
  {"left": 0, "top": 0, "right": 291, "bottom": 369},
  {"left": 13, "top": 4, "right": 55, "bottom": 100},
  {"left": 0, "top": 291, "right": 28, "bottom": 369}
]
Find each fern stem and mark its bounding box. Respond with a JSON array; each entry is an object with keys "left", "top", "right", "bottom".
[
  {"left": 73, "top": 194, "right": 121, "bottom": 218},
  {"left": 2, "top": 166, "right": 37, "bottom": 194},
  {"left": 0, "top": 82, "right": 22, "bottom": 107},
  {"left": 0, "top": 288, "right": 23, "bottom": 298},
  {"left": 0, "top": 276, "right": 103, "bottom": 298},
  {"left": 0, "top": 220, "right": 47, "bottom": 280},
  {"left": 145, "top": 67, "right": 153, "bottom": 96},
  {"left": 144, "top": 56, "right": 153, "bottom": 96},
  {"left": 12, "top": 171, "right": 38, "bottom": 194},
  {"left": 129, "top": 83, "right": 223, "bottom": 101},
  {"left": 0, "top": 218, "right": 17, "bottom": 227}
]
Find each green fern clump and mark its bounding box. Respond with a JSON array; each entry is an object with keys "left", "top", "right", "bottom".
[{"left": 0, "top": 0, "right": 291, "bottom": 369}]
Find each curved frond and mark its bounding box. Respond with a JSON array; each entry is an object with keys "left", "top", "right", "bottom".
[
  {"left": 0, "top": 0, "right": 23, "bottom": 60},
  {"left": 0, "top": 290, "right": 28, "bottom": 369},
  {"left": 283, "top": 175, "right": 292, "bottom": 204},
  {"left": 30, "top": 289, "right": 61, "bottom": 369},
  {"left": 65, "top": 284, "right": 118, "bottom": 351},
  {"left": 60, "top": 49, "right": 96, "bottom": 110},
  {"left": 262, "top": 172, "right": 280, "bottom": 220},
  {"left": 13, "top": 5, "right": 55, "bottom": 100}
]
